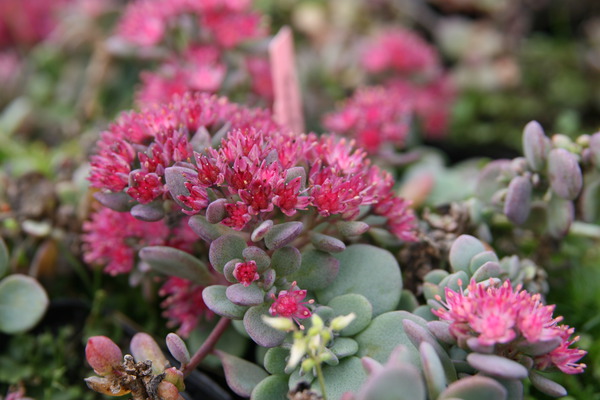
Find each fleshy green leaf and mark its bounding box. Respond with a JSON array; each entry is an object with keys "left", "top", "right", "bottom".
[
  {"left": 466, "top": 353, "right": 528, "bottom": 379},
  {"left": 263, "top": 347, "right": 289, "bottom": 375},
  {"left": 271, "top": 246, "right": 302, "bottom": 277},
  {"left": 188, "top": 214, "right": 221, "bottom": 243},
  {"left": 355, "top": 311, "right": 420, "bottom": 365},
  {"left": 0, "top": 274, "right": 49, "bottom": 334},
  {"left": 226, "top": 283, "right": 265, "bottom": 306},
  {"left": 289, "top": 249, "right": 339, "bottom": 290},
  {"left": 328, "top": 293, "right": 373, "bottom": 336},
  {"left": 317, "top": 357, "right": 368, "bottom": 400},
  {"left": 251, "top": 375, "right": 289, "bottom": 400},
  {"left": 242, "top": 246, "right": 271, "bottom": 272},
  {"left": 439, "top": 376, "right": 507, "bottom": 400},
  {"left": 420, "top": 341, "right": 447, "bottom": 400},
  {"left": 209, "top": 234, "right": 247, "bottom": 273},
  {"left": 243, "top": 304, "right": 287, "bottom": 347},
  {"left": 449, "top": 235, "right": 486, "bottom": 273},
  {"left": 202, "top": 285, "right": 248, "bottom": 319},
  {"left": 330, "top": 337, "right": 359, "bottom": 359},
  {"left": 139, "top": 246, "right": 214, "bottom": 285},
  {"left": 529, "top": 371, "right": 567, "bottom": 397},
  {"left": 215, "top": 350, "right": 269, "bottom": 398},
  {"left": 356, "top": 364, "right": 426, "bottom": 400},
  {"left": 316, "top": 244, "right": 402, "bottom": 316},
  {"left": 264, "top": 222, "right": 304, "bottom": 250},
  {"left": 310, "top": 233, "right": 346, "bottom": 253},
  {"left": 131, "top": 202, "right": 164, "bottom": 222}
]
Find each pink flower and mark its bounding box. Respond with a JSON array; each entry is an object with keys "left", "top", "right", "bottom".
[
  {"left": 361, "top": 28, "right": 439, "bottom": 77},
  {"left": 269, "top": 282, "right": 314, "bottom": 325},
  {"left": 82, "top": 208, "right": 170, "bottom": 275},
  {"left": 432, "top": 279, "right": 586, "bottom": 374},
  {"left": 159, "top": 277, "right": 213, "bottom": 338},
  {"left": 233, "top": 261, "right": 259, "bottom": 287},
  {"left": 323, "top": 87, "right": 411, "bottom": 153}
]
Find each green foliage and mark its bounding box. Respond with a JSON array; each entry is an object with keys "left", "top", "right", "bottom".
[{"left": 0, "top": 327, "right": 95, "bottom": 400}]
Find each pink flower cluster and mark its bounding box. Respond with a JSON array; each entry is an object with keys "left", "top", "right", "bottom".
[
  {"left": 159, "top": 276, "right": 213, "bottom": 337},
  {"left": 433, "top": 279, "right": 587, "bottom": 375},
  {"left": 82, "top": 207, "right": 211, "bottom": 335},
  {"left": 115, "top": 0, "right": 270, "bottom": 106},
  {"left": 362, "top": 28, "right": 440, "bottom": 77},
  {"left": 89, "top": 93, "right": 279, "bottom": 203},
  {"left": 323, "top": 86, "right": 412, "bottom": 153},
  {"left": 116, "top": 0, "right": 263, "bottom": 49},
  {"left": 333, "top": 27, "right": 455, "bottom": 145},
  {"left": 175, "top": 123, "right": 418, "bottom": 240}
]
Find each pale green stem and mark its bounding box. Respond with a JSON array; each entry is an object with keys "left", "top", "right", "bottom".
[{"left": 314, "top": 361, "right": 327, "bottom": 400}]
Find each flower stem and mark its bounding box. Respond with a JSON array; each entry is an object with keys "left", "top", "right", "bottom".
[
  {"left": 314, "top": 362, "right": 327, "bottom": 400},
  {"left": 181, "top": 317, "right": 231, "bottom": 377}
]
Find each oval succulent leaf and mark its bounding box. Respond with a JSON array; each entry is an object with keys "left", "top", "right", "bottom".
[
  {"left": 206, "top": 198, "right": 228, "bottom": 224},
  {"left": 439, "top": 375, "right": 507, "bottom": 400},
  {"left": 310, "top": 232, "right": 346, "bottom": 253},
  {"left": 139, "top": 246, "right": 213, "bottom": 285},
  {"left": 471, "top": 261, "right": 502, "bottom": 282},
  {"left": 251, "top": 375, "right": 289, "bottom": 400},
  {"left": 546, "top": 194, "right": 574, "bottom": 238},
  {"left": 264, "top": 221, "right": 304, "bottom": 250},
  {"left": 316, "top": 244, "right": 401, "bottom": 316},
  {"left": 242, "top": 246, "right": 271, "bottom": 272},
  {"left": 522, "top": 120, "right": 549, "bottom": 171},
  {"left": 164, "top": 166, "right": 196, "bottom": 208},
  {"left": 271, "top": 246, "right": 302, "bottom": 277},
  {"left": 449, "top": 235, "right": 486, "bottom": 273},
  {"left": 475, "top": 160, "right": 511, "bottom": 204},
  {"left": 0, "top": 274, "right": 49, "bottom": 334},
  {"left": 420, "top": 341, "right": 447, "bottom": 400},
  {"left": 131, "top": 202, "right": 164, "bottom": 222},
  {"left": 503, "top": 176, "right": 532, "bottom": 225},
  {"left": 243, "top": 304, "right": 287, "bottom": 347},
  {"left": 166, "top": 333, "right": 191, "bottom": 365},
  {"left": 202, "top": 285, "right": 248, "bottom": 319},
  {"left": 209, "top": 234, "right": 247, "bottom": 273},
  {"left": 226, "top": 283, "right": 265, "bottom": 306},
  {"left": 93, "top": 191, "right": 132, "bottom": 212},
  {"left": 188, "top": 214, "right": 221, "bottom": 243},
  {"left": 289, "top": 249, "right": 339, "bottom": 290},
  {"left": 547, "top": 148, "right": 583, "bottom": 200},
  {"left": 215, "top": 350, "right": 269, "bottom": 398},
  {"left": 466, "top": 353, "right": 528, "bottom": 379},
  {"left": 336, "top": 221, "right": 370, "bottom": 237},
  {"left": 356, "top": 363, "right": 426, "bottom": 400},
  {"left": 251, "top": 220, "right": 274, "bottom": 242},
  {"left": 529, "top": 371, "right": 567, "bottom": 397},
  {"left": 328, "top": 293, "right": 373, "bottom": 336}
]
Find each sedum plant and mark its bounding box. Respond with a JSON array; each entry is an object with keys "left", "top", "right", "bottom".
[{"left": 82, "top": 88, "right": 586, "bottom": 399}]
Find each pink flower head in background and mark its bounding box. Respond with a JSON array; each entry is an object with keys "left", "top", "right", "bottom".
[
  {"left": 323, "top": 86, "right": 412, "bottom": 153},
  {"left": 433, "top": 279, "right": 587, "bottom": 374},
  {"left": 269, "top": 281, "right": 314, "bottom": 326},
  {"left": 362, "top": 27, "right": 440, "bottom": 77}
]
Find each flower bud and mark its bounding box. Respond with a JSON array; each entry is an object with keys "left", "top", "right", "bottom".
[
  {"left": 262, "top": 315, "right": 296, "bottom": 331},
  {"left": 503, "top": 176, "right": 532, "bottom": 225},
  {"left": 547, "top": 148, "right": 583, "bottom": 200},
  {"left": 331, "top": 313, "right": 356, "bottom": 331},
  {"left": 157, "top": 381, "right": 180, "bottom": 400},
  {"left": 85, "top": 336, "right": 123, "bottom": 376},
  {"left": 166, "top": 333, "right": 190, "bottom": 365},
  {"left": 164, "top": 367, "right": 185, "bottom": 391},
  {"left": 301, "top": 358, "right": 315, "bottom": 372}
]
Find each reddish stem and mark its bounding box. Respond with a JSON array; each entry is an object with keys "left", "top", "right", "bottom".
[{"left": 181, "top": 317, "right": 231, "bottom": 377}]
